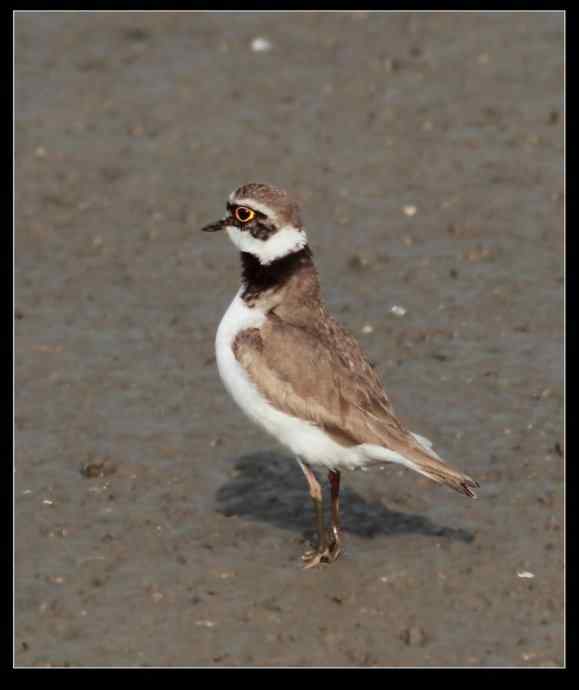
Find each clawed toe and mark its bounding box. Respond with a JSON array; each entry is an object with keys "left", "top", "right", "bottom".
[
  {"left": 302, "top": 547, "right": 331, "bottom": 569},
  {"left": 301, "top": 533, "right": 342, "bottom": 569}
]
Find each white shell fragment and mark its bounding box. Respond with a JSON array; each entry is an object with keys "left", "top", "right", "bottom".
[
  {"left": 195, "top": 619, "right": 216, "bottom": 628},
  {"left": 251, "top": 37, "right": 272, "bottom": 52}
]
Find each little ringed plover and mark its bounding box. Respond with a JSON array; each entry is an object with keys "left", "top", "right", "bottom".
[{"left": 201, "top": 183, "right": 479, "bottom": 568}]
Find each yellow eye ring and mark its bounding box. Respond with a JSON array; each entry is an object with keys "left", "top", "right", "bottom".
[{"left": 234, "top": 206, "right": 256, "bottom": 223}]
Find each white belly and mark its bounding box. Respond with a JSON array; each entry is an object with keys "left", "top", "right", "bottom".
[{"left": 215, "top": 289, "right": 373, "bottom": 470}]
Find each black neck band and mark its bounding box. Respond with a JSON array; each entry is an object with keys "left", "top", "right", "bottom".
[{"left": 240, "top": 247, "right": 313, "bottom": 298}]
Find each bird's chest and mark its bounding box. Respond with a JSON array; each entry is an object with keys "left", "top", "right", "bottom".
[
  {"left": 213, "top": 290, "right": 365, "bottom": 469},
  {"left": 214, "top": 290, "right": 313, "bottom": 449},
  {"left": 215, "top": 290, "right": 268, "bottom": 421}
]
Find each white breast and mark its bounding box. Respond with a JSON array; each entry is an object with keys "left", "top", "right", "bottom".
[
  {"left": 215, "top": 289, "right": 268, "bottom": 427},
  {"left": 215, "top": 289, "right": 374, "bottom": 470}
]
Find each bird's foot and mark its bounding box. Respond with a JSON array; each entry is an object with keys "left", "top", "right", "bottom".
[
  {"left": 301, "top": 531, "right": 342, "bottom": 569},
  {"left": 301, "top": 547, "right": 331, "bottom": 569}
]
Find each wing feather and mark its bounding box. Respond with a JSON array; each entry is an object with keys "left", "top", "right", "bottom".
[
  {"left": 233, "top": 309, "right": 409, "bottom": 449},
  {"left": 233, "top": 309, "right": 479, "bottom": 497}
]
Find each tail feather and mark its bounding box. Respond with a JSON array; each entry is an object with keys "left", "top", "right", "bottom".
[
  {"left": 364, "top": 436, "right": 480, "bottom": 498},
  {"left": 407, "top": 452, "right": 480, "bottom": 498},
  {"left": 407, "top": 432, "right": 479, "bottom": 498}
]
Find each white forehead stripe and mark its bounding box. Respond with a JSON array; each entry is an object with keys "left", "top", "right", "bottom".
[
  {"left": 225, "top": 225, "right": 308, "bottom": 265},
  {"left": 231, "top": 197, "right": 278, "bottom": 220}
]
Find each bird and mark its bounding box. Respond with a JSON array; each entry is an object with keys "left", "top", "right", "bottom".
[{"left": 201, "top": 183, "right": 479, "bottom": 568}]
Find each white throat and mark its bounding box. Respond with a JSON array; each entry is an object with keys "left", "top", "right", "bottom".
[{"left": 225, "top": 225, "right": 308, "bottom": 265}]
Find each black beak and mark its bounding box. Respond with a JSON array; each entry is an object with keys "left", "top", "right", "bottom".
[{"left": 200, "top": 218, "right": 227, "bottom": 233}]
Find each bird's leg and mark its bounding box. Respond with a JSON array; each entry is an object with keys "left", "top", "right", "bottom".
[
  {"left": 297, "top": 460, "right": 331, "bottom": 568},
  {"left": 328, "top": 469, "right": 342, "bottom": 561}
]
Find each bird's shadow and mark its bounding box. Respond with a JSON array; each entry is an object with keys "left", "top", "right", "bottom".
[{"left": 216, "top": 451, "right": 474, "bottom": 543}]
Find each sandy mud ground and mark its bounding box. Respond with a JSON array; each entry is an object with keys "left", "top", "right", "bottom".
[{"left": 15, "top": 11, "right": 563, "bottom": 667}]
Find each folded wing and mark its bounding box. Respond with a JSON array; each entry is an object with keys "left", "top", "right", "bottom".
[{"left": 233, "top": 309, "right": 478, "bottom": 497}]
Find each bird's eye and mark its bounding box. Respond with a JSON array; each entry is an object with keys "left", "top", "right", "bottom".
[{"left": 234, "top": 206, "right": 255, "bottom": 223}]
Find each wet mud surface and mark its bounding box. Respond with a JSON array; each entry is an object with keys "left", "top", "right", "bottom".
[{"left": 15, "top": 12, "right": 563, "bottom": 666}]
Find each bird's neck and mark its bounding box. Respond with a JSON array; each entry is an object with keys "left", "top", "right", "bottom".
[{"left": 240, "top": 247, "right": 320, "bottom": 306}]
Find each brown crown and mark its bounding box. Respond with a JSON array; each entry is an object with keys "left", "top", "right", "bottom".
[{"left": 232, "top": 183, "right": 303, "bottom": 228}]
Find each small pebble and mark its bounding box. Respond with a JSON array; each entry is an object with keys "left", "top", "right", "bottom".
[
  {"left": 80, "top": 457, "right": 117, "bottom": 479},
  {"left": 361, "top": 324, "right": 374, "bottom": 334},
  {"left": 402, "top": 205, "right": 417, "bottom": 217},
  {"left": 391, "top": 305, "right": 407, "bottom": 317},
  {"left": 517, "top": 571, "right": 535, "bottom": 579},
  {"left": 464, "top": 245, "right": 494, "bottom": 262},
  {"left": 130, "top": 124, "right": 146, "bottom": 137},
  {"left": 384, "top": 58, "right": 401, "bottom": 73},
  {"left": 251, "top": 37, "right": 272, "bottom": 52},
  {"left": 401, "top": 626, "right": 428, "bottom": 646},
  {"left": 196, "top": 619, "right": 216, "bottom": 628},
  {"left": 348, "top": 254, "right": 371, "bottom": 270}
]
